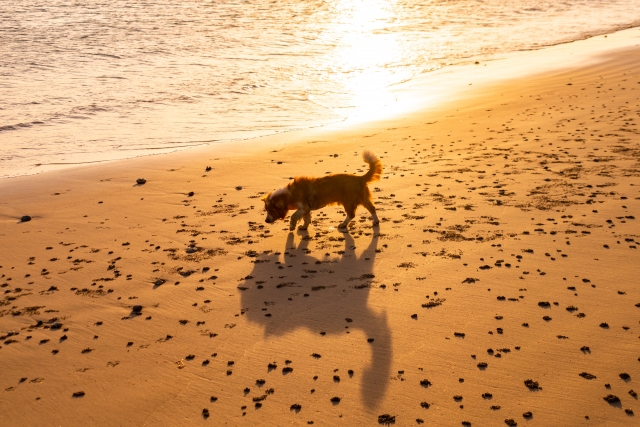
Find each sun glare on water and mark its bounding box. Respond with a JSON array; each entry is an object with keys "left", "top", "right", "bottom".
[{"left": 319, "top": 0, "right": 423, "bottom": 122}]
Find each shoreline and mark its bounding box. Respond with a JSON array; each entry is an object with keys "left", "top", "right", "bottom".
[
  {"left": 2, "top": 26, "right": 639, "bottom": 181},
  {"left": 1, "top": 24, "right": 639, "bottom": 427}
]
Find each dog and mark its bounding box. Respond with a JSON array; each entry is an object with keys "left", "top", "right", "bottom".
[{"left": 263, "top": 150, "right": 382, "bottom": 231}]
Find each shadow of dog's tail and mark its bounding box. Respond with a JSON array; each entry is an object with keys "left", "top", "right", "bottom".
[{"left": 362, "top": 150, "right": 382, "bottom": 183}]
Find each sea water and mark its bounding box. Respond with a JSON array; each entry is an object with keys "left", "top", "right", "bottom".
[{"left": 1, "top": 0, "right": 639, "bottom": 178}]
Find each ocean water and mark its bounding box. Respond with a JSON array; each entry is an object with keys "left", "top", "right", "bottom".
[{"left": 2, "top": 0, "right": 639, "bottom": 178}]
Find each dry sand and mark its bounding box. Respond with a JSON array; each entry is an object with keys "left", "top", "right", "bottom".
[{"left": 1, "top": 30, "right": 640, "bottom": 427}]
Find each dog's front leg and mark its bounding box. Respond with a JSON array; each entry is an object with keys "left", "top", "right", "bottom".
[
  {"left": 289, "top": 208, "right": 305, "bottom": 231},
  {"left": 298, "top": 212, "right": 312, "bottom": 230}
]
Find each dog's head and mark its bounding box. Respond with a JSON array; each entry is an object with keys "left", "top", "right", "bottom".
[{"left": 262, "top": 187, "right": 290, "bottom": 224}]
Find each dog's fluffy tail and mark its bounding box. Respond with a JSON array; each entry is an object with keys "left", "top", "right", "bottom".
[{"left": 362, "top": 150, "right": 382, "bottom": 183}]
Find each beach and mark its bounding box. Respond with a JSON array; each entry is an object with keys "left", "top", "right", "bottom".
[{"left": 1, "top": 28, "right": 639, "bottom": 426}]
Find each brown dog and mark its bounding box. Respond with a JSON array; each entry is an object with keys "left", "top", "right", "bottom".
[{"left": 263, "top": 150, "right": 382, "bottom": 231}]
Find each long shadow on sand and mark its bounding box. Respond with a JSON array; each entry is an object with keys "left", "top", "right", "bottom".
[{"left": 239, "top": 230, "right": 390, "bottom": 409}]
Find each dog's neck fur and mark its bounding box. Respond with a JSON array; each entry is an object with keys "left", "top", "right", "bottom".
[{"left": 270, "top": 187, "right": 290, "bottom": 200}]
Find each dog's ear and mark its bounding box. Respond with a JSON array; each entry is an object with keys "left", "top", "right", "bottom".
[
  {"left": 261, "top": 193, "right": 270, "bottom": 203},
  {"left": 276, "top": 200, "right": 284, "bottom": 209}
]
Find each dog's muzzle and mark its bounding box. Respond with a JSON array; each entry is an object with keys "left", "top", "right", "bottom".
[{"left": 265, "top": 214, "right": 274, "bottom": 224}]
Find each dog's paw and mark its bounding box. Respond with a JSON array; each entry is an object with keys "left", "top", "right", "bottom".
[
  {"left": 289, "top": 225, "right": 296, "bottom": 231},
  {"left": 297, "top": 225, "right": 308, "bottom": 231}
]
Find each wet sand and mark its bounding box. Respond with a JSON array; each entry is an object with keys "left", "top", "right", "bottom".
[{"left": 1, "top": 31, "right": 639, "bottom": 426}]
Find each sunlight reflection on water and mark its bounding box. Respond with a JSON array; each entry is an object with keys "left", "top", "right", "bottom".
[
  {"left": 325, "top": 0, "right": 404, "bottom": 114},
  {"left": 1, "top": 0, "right": 639, "bottom": 177}
]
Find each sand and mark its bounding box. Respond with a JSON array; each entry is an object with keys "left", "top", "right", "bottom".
[{"left": 1, "top": 29, "right": 639, "bottom": 427}]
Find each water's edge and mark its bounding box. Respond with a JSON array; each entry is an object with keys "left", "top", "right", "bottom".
[{"left": 2, "top": 23, "right": 639, "bottom": 181}]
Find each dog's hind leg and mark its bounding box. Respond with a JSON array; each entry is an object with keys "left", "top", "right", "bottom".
[
  {"left": 297, "top": 212, "right": 312, "bottom": 230},
  {"left": 338, "top": 204, "right": 357, "bottom": 231},
  {"left": 362, "top": 199, "right": 380, "bottom": 226}
]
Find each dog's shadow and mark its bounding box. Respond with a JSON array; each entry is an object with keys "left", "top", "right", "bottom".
[{"left": 239, "top": 230, "right": 391, "bottom": 409}]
